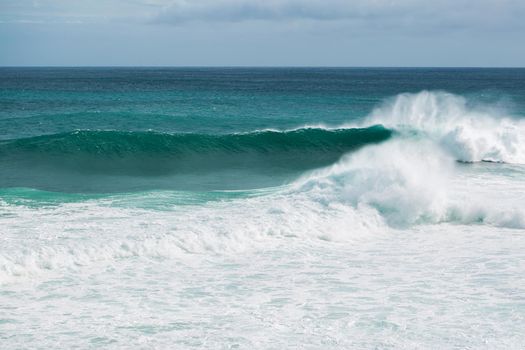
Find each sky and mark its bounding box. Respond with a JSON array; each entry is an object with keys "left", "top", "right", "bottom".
[{"left": 1, "top": 0, "right": 525, "bottom": 67}]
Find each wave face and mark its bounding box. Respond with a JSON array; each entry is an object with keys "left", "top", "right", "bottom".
[
  {"left": 0, "top": 126, "right": 391, "bottom": 159},
  {"left": 0, "top": 126, "right": 392, "bottom": 192},
  {"left": 365, "top": 90, "right": 525, "bottom": 163}
]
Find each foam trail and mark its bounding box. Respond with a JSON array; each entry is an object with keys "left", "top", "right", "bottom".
[
  {"left": 363, "top": 91, "right": 525, "bottom": 163},
  {"left": 0, "top": 188, "right": 387, "bottom": 284}
]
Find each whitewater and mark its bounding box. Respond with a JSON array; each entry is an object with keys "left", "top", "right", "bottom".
[{"left": 1, "top": 68, "right": 525, "bottom": 349}]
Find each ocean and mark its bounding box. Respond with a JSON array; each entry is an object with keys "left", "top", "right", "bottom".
[{"left": 1, "top": 67, "right": 524, "bottom": 348}]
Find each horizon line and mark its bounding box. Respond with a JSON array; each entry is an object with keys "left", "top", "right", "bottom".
[{"left": 1, "top": 65, "right": 525, "bottom": 69}]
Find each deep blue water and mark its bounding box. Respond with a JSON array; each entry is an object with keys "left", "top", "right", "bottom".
[{"left": 1, "top": 68, "right": 524, "bottom": 139}]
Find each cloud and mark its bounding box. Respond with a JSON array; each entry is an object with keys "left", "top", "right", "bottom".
[
  {"left": 153, "top": 0, "right": 404, "bottom": 23},
  {"left": 2, "top": 0, "right": 525, "bottom": 66},
  {"left": 2, "top": 0, "right": 525, "bottom": 35},
  {"left": 151, "top": 0, "right": 525, "bottom": 33},
  {"left": 0, "top": 0, "right": 156, "bottom": 24}
]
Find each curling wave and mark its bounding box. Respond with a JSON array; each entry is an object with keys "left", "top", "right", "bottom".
[
  {"left": 3, "top": 90, "right": 525, "bottom": 284},
  {"left": 0, "top": 126, "right": 393, "bottom": 192},
  {"left": 0, "top": 126, "right": 391, "bottom": 173}
]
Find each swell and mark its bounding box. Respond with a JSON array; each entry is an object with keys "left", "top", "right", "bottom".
[
  {"left": 0, "top": 126, "right": 392, "bottom": 192},
  {"left": 0, "top": 126, "right": 391, "bottom": 158}
]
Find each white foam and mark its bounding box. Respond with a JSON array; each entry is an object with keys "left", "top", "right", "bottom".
[
  {"left": 293, "top": 139, "right": 453, "bottom": 227},
  {"left": 364, "top": 90, "right": 525, "bottom": 163},
  {"left": 293, "top": 138, "right": 525, "bottom": 229},
  {"left": 0, "top": 188, "right": 387, "bottom": 284}
]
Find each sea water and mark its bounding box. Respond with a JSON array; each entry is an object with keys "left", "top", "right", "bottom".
[{"left": 1, "top": 68, "right": 524, "bottom": 349}]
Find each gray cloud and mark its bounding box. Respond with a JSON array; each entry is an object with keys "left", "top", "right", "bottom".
[
  {"left": 3, "top": 0, "right": 524, "bottom": 32},
  {"left": 0, "top": 0, "right": 155, "bottom": 24},
  {"left": 152, "top": 0, "right": 525, "bottom": 33},
  {"left": 153, "top": 0, "right": 407, "bottom": 23},
  {"left": 2, "top": 0, "right": 525, "bottom": 66}
]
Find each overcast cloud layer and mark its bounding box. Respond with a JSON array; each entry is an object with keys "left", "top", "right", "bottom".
[
  {"left": 1, "top": 0, "right": 524, "bottom": 66},
  {"left": 154, "top": 0, "right": 525, "bottom": 29}
]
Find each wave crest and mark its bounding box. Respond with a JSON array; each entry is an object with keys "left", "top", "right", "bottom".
[
  {"left": 365, "top": 90, "right": 525, "bottom": 163},
  {"left": 1, "top": 127, "right": 391, "bottom": 156}
]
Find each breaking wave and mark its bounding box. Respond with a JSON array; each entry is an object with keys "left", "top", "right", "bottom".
[
  {"left": 2, "top": 91, "right": 525, "bottom": 283},
  {"left": 364, "top": 90, "right": 525, "bottom": 163}
]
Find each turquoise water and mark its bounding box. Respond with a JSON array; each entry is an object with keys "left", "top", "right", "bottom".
[
  {"left": 0, "top": 126, "right": 391, "bottom": 192},
  {"left": 1, "top": 68, "right": 525, "bottom": 349}
]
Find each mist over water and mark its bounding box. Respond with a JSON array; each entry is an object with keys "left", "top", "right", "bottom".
[
  {"left": 366, "top": 90, "right": 525, "bottom": 163},
  {"left": 1, "top": 68, "right": 525, "bottom": 349}
]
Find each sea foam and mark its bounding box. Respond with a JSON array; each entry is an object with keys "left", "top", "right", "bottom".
[
  {"left": 364, "top": 90, "right": 525, "bottom": 163},
  {"left": 294, "top": 138, "right": 525, "bottom": 229}
]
